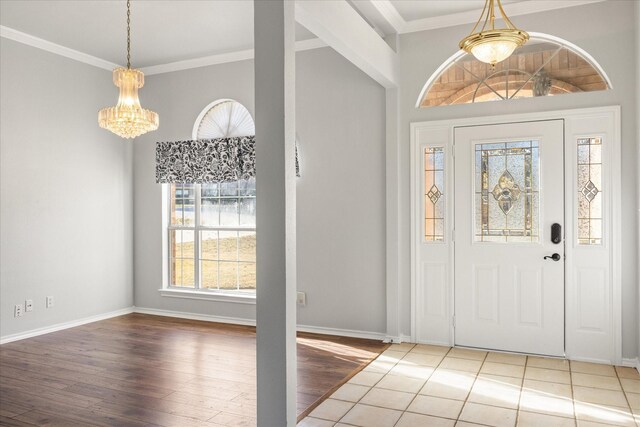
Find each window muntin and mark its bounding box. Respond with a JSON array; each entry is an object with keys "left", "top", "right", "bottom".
[
  {"left": 424, "top": 146, "right": 445, "bottom": 242},
  {"left": 577, "top": 137, "right": 603, "bottom": 245},
  {"left": 167, "top": 179, "right": 256, "bottom": 293},
  {"left": 474, "top": 141, "right": 540, "bottom": 243},
  {"left": 418, "top": 35, "right": 611, "bottom": 108}
]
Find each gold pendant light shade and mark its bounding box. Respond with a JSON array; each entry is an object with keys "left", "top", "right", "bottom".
[
  {"left": 99, "top": 68, "right": 158, "bottom": 139},
  {"left": 459, "top": 0, "right": 528, "bottom": 66},
  {"left": 98, "top": 0, "right": 158, "bottom": 139}
]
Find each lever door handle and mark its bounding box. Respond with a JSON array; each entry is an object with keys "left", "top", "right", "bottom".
[{"left": 544, "top": 253, "right": 561, "bottom": 261}]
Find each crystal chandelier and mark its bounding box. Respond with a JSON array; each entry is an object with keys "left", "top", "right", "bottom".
[
  {"left": 98, "top": 0, "right": 158, "bottom": 139},
  {"left": 459, "top": 0, "right": 529, "bottom": 66}
]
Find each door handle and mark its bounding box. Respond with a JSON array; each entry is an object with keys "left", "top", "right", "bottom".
[{"left": 544, "top": 253, "right": 561, "bottom": 261}]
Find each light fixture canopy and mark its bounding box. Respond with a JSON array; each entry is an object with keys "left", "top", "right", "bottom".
[
  {"left": 459, "top": 0, "right": 529, "bottom": 66},
  {"left": 98, "top": 0, "right": 158, "bottom": 139}
]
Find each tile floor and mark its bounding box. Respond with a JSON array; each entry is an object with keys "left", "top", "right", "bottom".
[{"left": 298, "top": 343, "right": 640, "bottom": 427}]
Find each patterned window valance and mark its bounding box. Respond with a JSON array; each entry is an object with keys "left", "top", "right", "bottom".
[{"left": 156, "top": 136, "right": 300, "bottom": 184}]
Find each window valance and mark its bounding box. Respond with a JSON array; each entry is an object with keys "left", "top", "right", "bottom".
[{"left": 156, "top": 136, "right": 300, "bottom": 183}]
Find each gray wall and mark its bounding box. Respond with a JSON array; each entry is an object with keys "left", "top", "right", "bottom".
[
  {"left": 133, "top": 47, "right": 387, "bottom": 334},
  {"left": 397, "top": 1, "right": 639, "bottom": 358},
  {"left": 0, "top": 39, "right": 134, "bottom": 338}
]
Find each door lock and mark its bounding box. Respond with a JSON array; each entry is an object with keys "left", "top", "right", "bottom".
[{"left": 544, "top": 253, "right": 561, "bottom": 261}]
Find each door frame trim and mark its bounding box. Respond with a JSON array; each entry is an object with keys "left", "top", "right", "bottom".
[{"left": 410, "top": 106, "right": 622, "bottom": 364}]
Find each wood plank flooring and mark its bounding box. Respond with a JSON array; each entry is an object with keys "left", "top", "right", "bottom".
[{"left": 0, "top": 313, "right": 388, "bottom": 426}]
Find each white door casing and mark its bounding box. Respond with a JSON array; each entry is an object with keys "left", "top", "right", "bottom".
[
  {"left": 410, "top": 106, "right": 621, "bottom": 364},
  {"left": 454, "top": 120, "right": 564, "bottom": 357}
]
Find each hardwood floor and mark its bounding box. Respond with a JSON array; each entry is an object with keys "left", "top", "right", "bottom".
[{"left": 0, "top": 313, "right": 387, "bottom": 426}]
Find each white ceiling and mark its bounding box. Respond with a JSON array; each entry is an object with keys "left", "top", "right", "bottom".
[{"left": 0, "top": 0, "right": 600, "bottom": 69}]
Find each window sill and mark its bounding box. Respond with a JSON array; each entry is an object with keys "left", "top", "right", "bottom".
[{"left": 158, "top": 288, "right": 256, "bottom": 305}]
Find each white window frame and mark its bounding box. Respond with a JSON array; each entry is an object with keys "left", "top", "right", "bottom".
[{"left": 160, "top": 183, "right": 256, "bottom": 304}]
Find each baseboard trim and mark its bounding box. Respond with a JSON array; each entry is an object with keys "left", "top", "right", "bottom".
[
  {"left": 134, "top": 307, "right": 385, "bottom": 341},
  {"left": 622, "top": 357, "right": 639, "bottom": 368},
  {"left": 0, "top": 307, "right": 134, "bottom": 345},
  {"left": 133, "top": 306, "right": 256, "bottom": 326}
]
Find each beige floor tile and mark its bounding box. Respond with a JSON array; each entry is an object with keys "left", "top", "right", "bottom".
[
  {"left": 364, "top": 359, "right": 396, "bottom": 374},
  {"left": 388, "top": 343, "right": 415, "bottom": 353},
  {"left": 309, "top": 399, "right": 354, "bottom": 422},
  {"left": 448, "top": 348, "right": 487, "bottom": 361},
  {"left": 339, "top": 403, "right": 402, "bottom": 427},
  {"left": 524, "top": 366, "right": 571, "bottom": 384},
  {"left": 575, "top": 402, "right": 636, "bottom": 426},
  {"left": 616, "top": 366, "right": 640, "bottom": 380},
  {"left": 348, "top": 371, "right": 384, "bottom": 387},
  {"left": 406, "top": 394, "right": 464, "bottom": 419},
  {"left": 379, "top": 350, "right": 409, "bottom": 362},
  {"left": 626, "top": 392, "right": 640, "bottom": 410},
  {"left": 572, "top": 372, "right": 623, "bottom": 391},
  {"left": 389, "top": 361, "right": 435, "bottom": 380},
  {"left": 455, "top": 422, "right": 486, "bottom": 427},
  {"left": 459, "top": 402, "right": 517, "bottom": 427},
  {"left": 519, "top": 390, "right": 575, "bottom": 418},
  {"left": 419, "top": 370, "right": 475, "bottom": 401},
  {"left": 401, "top": 352, "right": 444, "bottom": 367},
  {"left": 522, "top": 379, "right": 573, "bottom": 399},
  {"left": 480, "top": 361, "right": 525, "bottom": 378},
  {"left": 439, "top": 357, "right": 483, "bottom": 373},
  {"left": 571, "top": 360, "right": 617, "bottom": 377},
  {"left": 485, "top": 352, "right": 527, "bottom": 366},
  {"left": 410, "top": 344, "right": 450, "bottom": 355},
  {"left": 359, "top": 387, "right": 415, "bottom": 411},
  {"left": 621, "top": 378, "right": 640, "bottom": 394},
  {"left": 330, "top": 383, "right": 371, "bottom": 402},
  {"left": 375, "top": 373, "right": 426, "bottom": 393},
  {"left": 516, "top": 411, "right": 575, "bottom": 427},
  {"left": 395, "top": 412, "right": 456, "bottom": 427},
  {"left": 573, "top": 385, "right": 629, "bottom": 407},
  {"left": 468, "top": 374, "right": 521, "bottom": 409},
  {"left": 297, "top": 417, "right": 336, "bottom": 427},
  {"left": 526, "top": 356, "right": 570, "bottom": 371}
]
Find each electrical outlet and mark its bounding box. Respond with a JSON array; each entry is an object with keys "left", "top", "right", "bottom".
[
  {"left": 25, "top": 299, "right": 33, "bottom": 312},
  {"left": 296, "top": 292, "right": 306, "bottom": 306},
  {"left": 14, "top": 304, "right": 23, "bottom": 317},
  {"left": 46, "top": 296, "right": 54, "bottom": 308}
]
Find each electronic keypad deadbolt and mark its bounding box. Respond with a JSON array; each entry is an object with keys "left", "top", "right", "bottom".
[{"left": 551, "top": 223, "right": 562, "bottom": 244}]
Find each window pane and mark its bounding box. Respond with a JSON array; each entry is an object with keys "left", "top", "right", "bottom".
[
  {"left": 220, "top": 199, "right": 239, "bottom": 226},
  {"left": 424, "top": 147, "right": 445, "bottom": 242},
  {"left": 475, "top": 141, "right": 539, "bottom": 243},
  {"left": 239, "top": 198, "right": 256, "bottom": 225},
  {"left": 220, "top": 181, "right": 238, "bottom": 197},
  {"left": 200, "top": 198, "right": 220, "bottom": 226},
  {"left": 238, "top": 231, "right": 256, "bottom": 262},
  {"left": 201, "top": 231, "right": 219, "bottom": 260},
  {"left": 219, "top": 231, "right": 238, "bottom": 261},
  {"left": 201, "top": 183, "right": 219, "bottom": 198},
  {"left": 238, "top": 177, "right": 256, "bottom": 197},
  {"left": 219, "top": 262, "right": 238, "bottom": 289},
  {"left": 577, "top": 137, "right": 603, "bottom": 245},
  {"left": 201, "top": 260, "right": 218, "bottom": 289},
  {"left": 239, "top": 263, "right": 256, "bottom": 289}
]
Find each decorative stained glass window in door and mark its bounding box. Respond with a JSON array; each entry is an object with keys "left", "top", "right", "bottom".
[
  {"left": 475, "top": 141, "right": 539, "bottom": 242},
  {"left": 425, "top": 147, "right": 445, "bottom": 242},
  {"left": 577, "top": 137, "right": 602, "bottom": 245}
]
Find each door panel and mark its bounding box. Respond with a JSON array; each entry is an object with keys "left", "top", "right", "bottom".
[{"left": 454, "top": 120, "right": 564, "bottom": 356}]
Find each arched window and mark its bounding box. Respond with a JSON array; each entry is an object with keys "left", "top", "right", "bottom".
[
  {"left": 416, "top": 33, "right": 611, "bottom": 108},
  {"left": 192, "top": 99, "right": 255, "bottom": 139}
]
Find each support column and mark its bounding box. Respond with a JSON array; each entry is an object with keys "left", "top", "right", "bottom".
[{"left": 254, "top": 1, "right": 297, "bottom": 426}]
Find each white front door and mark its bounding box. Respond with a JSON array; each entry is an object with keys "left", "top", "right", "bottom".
[{"left": 454, "top": 120, "right": 565, "bottom": 356}]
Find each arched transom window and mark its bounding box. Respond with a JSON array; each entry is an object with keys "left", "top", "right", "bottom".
[{"left": 417, "top": 33, "right": 611, "bottom": 108}]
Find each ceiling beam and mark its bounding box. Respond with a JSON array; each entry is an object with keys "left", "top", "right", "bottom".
[
  {"left": 366, "top": 0, "right": 406, "bottom": 34},
  {"left": 295, "top": 0, "right": 399, "bottom": 89}
]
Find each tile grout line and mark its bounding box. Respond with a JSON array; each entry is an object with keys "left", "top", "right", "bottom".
[
  {"left": 454, "top": 350, "right": 491, "bottom": 426},
  {"left": 514, "top": 355, "right": 529, "bottom": 427},
  {"left": 569, "top": 360, "right": 578, "bottom": 427}
]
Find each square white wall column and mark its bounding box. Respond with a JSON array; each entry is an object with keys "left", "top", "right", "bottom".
[{"left": 254, "top": 0, "right": 297, "bottom": 425}]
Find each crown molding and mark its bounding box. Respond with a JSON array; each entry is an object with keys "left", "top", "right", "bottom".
[
  {"left": 141, "top": 37, "right": 327, "bottom": 76},
  {"left": 399, "top": 0, "right": 607, "bottom": 34},
  {"left": 0, "top": 25, "right": 119, "bottom": 70}
]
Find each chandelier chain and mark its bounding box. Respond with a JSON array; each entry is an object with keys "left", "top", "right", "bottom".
[{"left": 126, "top": 0, "right": 131, "bottom": 69}]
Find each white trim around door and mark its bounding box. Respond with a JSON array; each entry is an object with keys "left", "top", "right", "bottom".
[{"left": 410, "top": 106, "right": 622, "bottom": 365}]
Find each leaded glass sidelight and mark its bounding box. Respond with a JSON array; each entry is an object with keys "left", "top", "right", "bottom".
[
  {"left": 475, "top": 141, "right": 540, "bottom": 242},
  {"left": 577, "top": 137, "right": 602, "bottom": 245},
  {"left": 425, "top": 147, "right": 445, "bottom": 242}
]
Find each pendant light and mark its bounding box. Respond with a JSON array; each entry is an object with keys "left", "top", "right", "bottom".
[
  {"left": 459, "top": 0, "right": 529, "bottom": 66},
  {"left": 98, "top": 0, "right": 158, "bottom": 139}
]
